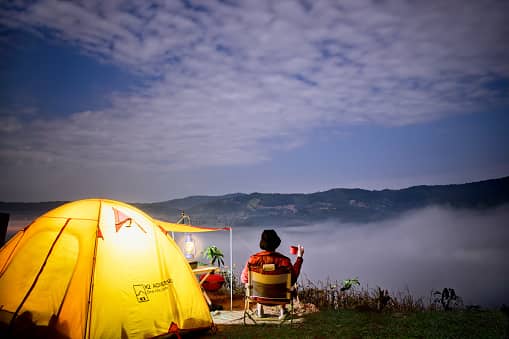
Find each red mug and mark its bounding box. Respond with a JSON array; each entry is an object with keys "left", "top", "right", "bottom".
[{"left": 289, "top": 246, "right": 298, "bottom": 255}]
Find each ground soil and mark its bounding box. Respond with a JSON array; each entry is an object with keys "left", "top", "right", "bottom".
[{"left": 208, "top": 291, "right": 245, "bottom": 310}]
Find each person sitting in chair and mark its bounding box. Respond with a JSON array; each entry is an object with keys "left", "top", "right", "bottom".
[{"left": 241, "top": 229, "right": 304, "bottom": 319}]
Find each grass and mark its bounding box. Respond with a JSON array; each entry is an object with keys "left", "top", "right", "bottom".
[
  {"left": 296, "top": 278, "right": 427, "bottom": 312},
  {"left": 197, "top": 309, "right": 508, "bottom": 338},
  {"left": 198, "top": 274, "right": 509, "bottom": 338}
]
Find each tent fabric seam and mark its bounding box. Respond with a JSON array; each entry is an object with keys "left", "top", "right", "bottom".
[
  {"left": 9, "top": 218, "right": 71, "bottom": 330},
  {"left": 85, "top": 200, "right": 102, "bottom": 339},
  {"left": 0, "top": 229, "right": 26, "bottom": 277}
]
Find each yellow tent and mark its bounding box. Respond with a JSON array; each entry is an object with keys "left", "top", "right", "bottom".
[{"left": 0, "top": 199, "right": 213, "bottom": 338}]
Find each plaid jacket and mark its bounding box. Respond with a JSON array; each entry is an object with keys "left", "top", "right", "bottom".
[{"left": 241, "top": 250, "right": 303, "bottom": 285}]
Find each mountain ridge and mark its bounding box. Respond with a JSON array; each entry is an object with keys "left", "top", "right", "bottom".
[{"left": 2, "top": 176, "right": 507, "bottom": 227}]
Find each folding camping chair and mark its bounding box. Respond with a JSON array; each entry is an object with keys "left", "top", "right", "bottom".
[{"left": 243, "top": 264, "right": 294, "bottom": 325}]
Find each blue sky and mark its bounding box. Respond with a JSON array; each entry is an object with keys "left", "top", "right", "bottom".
[{"left": 0, "top": 0, "right": 508, "bottom": 202}]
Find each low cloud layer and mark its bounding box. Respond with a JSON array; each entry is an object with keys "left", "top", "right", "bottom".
[
  {"left": 222, "top": 205, "right": 508, "bottom": 307},
  {"left": 1, "top": 0, "right": 508, "bottom": 192}
]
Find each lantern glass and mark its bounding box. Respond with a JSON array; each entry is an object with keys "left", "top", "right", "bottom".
[{"left": 183, "top": 233, "right": 195, "bottom": 259}]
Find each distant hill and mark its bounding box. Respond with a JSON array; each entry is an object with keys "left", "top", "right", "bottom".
[
  {"left": 1, "top": 176, "right": 508, "bottom": 227},
  {"left": 137, "top": 176, "right": 509, "bottom": 226}
]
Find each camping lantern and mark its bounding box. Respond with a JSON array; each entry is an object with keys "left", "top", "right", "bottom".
[{"left": 183, "top": 233, "right": 196, "bottom": 259}]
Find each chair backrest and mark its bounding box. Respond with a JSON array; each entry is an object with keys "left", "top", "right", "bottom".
[{"left": 246, "top": 265, "right": 292, "bottom": 300}]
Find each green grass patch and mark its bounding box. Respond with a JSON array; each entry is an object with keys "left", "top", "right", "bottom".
[{"left": 200, "top": 309, "right": 508, "bottom": 338}]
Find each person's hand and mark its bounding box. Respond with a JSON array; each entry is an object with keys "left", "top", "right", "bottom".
[{"left": 297, "top": 245, "right": 304, "bottom": 258}]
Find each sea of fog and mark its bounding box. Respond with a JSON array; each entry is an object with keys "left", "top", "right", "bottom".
[
  {"left": 5, "top": 205, "right": 509, "bottom": 307},
  {"left": 175, "top": 205, "right": 509, "bottom": 308}
]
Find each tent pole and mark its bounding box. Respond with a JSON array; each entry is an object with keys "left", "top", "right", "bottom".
[{"left": 229, "top": 227, "right": 233, "bottom": 311}]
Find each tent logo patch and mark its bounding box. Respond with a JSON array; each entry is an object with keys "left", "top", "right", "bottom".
[
  {"left": 133, "top": 278, "right": 173, "bottom": 302},
  {"left": 133, "top": 285, "right": 150, "bottom": 302}
]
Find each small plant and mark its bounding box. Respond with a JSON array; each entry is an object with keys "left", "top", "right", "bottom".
[
  {"left": 200, "top": 245, "right": 226, "bottom": 293},
  {"left": 220, "top": 265, "right": 245, "bottom": 297},
  {"left": 203, "top": 245, "right": 224, "bottom": 267},
  {"left": 340, "top": 278, "right": 360, "bottom": 292},
  {"left": 432, "top": 288, "right": 463, "bottom": 311},
  {"left": 376, "top": 287, "right": 391, "bottom": 312}
]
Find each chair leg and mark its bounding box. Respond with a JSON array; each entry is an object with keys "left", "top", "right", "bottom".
[
  {"left": 244, "top": 300, "right": 296, "bottom": 326},
  {"left": 243, "top": 299, "right": 257, "bottom": 325},
  {"left": 277, "top": 300, "right": 293, "bottom": 326}
]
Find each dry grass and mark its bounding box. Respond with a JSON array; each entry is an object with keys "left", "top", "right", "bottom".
[
  {"left": 219, "top": 272, "right": 463, "bottom": 313},
  {"left": 296, "top": 277, "right": 427, "bottom": 313}
]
